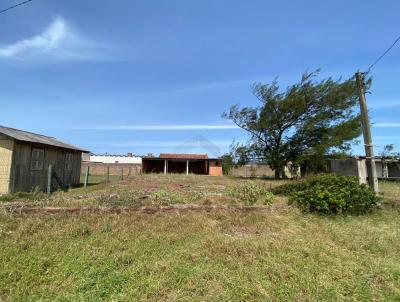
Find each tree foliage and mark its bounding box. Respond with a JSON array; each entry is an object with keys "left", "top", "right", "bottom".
[
  {"left": 380, "top": 144, "right": 399, "bottom": 157},
  {"left": 221, "top": 141, "right": 250, "bottom": 175},
  {"left": 229, "top": 141, "right": 250, "bottom": 166},
  {"left": 223, "top": 70, "right": 368, "bottom": 178}
]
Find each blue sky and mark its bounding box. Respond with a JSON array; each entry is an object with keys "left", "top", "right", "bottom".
[{"left": 0, "top": 0, "right": 399, "bottom": 157}]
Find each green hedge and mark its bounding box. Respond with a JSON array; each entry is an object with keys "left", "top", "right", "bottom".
[{"left": 273, "top": 174, "right": 379, "bottom": 214}]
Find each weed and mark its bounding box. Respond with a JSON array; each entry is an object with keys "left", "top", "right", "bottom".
[{"left": 228, "top": 182, "right": 274, "bottom": 205}]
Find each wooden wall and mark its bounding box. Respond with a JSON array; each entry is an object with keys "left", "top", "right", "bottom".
[
  {"left": 10, "top": 141, "right": 82, "bottom": 193},
  {"left": 0, "top": 135, "right": 14, "bottom": 194}
]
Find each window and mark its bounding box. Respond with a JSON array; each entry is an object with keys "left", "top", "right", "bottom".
[
  {"left": 64, "top": 153, "right": 73, "bottom": 171},
  {"left": 30, "top": 148, "right": 44, "bottom": 170},
  {"left": 215, "top": 161, "right": 219, "bottom": 166}
]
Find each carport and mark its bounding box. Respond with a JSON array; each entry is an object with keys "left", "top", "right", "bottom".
[{"left": 142, "top": 154, "right": 222, "bottom": 176}]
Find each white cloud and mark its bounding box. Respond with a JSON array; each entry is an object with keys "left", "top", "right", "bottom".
[
  {"left": 101, "top": 139, "right": 233, "bottom": 148},
  {"left": 374, "top": 123, "right": 400, "bottom": 128},
  {"left": 369, "top": 100, "right": 400, "bottom": 109},
  {"left": 374, "top": 136, "right": 400, "bottom": 140},
  {"left": 0, "top": 17, "right": 110, "bottom": 61},
  {"left": 71, "top": 124, "right": 240, "bottom": 131}
]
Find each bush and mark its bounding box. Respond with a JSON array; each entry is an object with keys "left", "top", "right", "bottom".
[
  {"left": 275, "top": 174, "right": 379, "bottom": 214},
  {"left": 229, "top": 182, "right": 274, "bottom": 205},
  {"left": 271, "top": 181, "right": 306, "bottom": 195}
]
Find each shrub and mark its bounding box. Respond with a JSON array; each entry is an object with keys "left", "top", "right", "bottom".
[
  {"left": 229, "top": 182, "right": 274, "bottom": 205},
  {"left": 283, "top": 174, "right": 379, "bottom": 214},
  {"left": 271, "top": 181, "right": 306, "bottom": 195}
]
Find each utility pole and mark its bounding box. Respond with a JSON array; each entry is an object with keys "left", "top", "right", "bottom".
[{"left": 355, "top": 72, "right": 379, "bottom": 193}]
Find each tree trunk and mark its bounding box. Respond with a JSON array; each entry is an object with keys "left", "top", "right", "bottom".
[{"left": 274, "top": 167, "right": 285, "bottom": 179}]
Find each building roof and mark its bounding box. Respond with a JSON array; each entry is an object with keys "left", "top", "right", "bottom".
[
  {"left": 159, "top": 153, "right": 208, "bottom": 159},
  {"left": 90, "top": 153, "right": 140, "bottom": 158},
  {"left": 144, "top": 153, "right": 221, "bottom": 160},
  {"left": 0, "top": 125, "right": 88, "bottom": 152},
  {"left": 330, "top": 156, "right": 400, "bottom": 161}
]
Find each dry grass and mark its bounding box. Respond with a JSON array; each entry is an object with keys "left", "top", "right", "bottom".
[
  {"left": 1, "top": 174, "right": 289, "bottom": 207},
  {"left": 0, "top": 176, "right": 399, "bottom": 301}
]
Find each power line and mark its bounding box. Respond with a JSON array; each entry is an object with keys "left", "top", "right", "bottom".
[
  {"left": 366, "top": 35, "right": 400, "bottom": 74},
  {"left": 0, "top": 0, "right": 34, "bottom": 15}
]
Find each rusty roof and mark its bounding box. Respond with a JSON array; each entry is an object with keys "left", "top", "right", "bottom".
[
  {"left": 0, "top": 125, "right": 89, "bottom": 152},
  {"left": 159, "top": 153, "right": 208, "bottom": 159}
]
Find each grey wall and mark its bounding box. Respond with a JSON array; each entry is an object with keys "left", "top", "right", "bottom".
[
  {"left": 329, "top": 159, "right": 367, "bottom": 183},
  {"left": 330, "top": 158, "right": 400, "bottom": 181}
]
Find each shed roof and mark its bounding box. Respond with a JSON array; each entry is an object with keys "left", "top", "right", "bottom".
[
  {"left": 159, "top": 153, "right": 208, "bottom": 159},
  {"left": 0, "top": 125, "right": 88, "bottom": 152},
  {"left": 143, "top": 153, "right": 221, "bottom": 160}
]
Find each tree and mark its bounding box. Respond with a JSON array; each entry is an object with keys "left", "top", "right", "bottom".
[
  {"left": 221, "top": 154, "right": 234, "bottom": 175},
  {"left": 380, "top": 144, "right": 397, "bottom": 157},
  {"left": 229, "top": 141, "right": 250, "bottom": 166},
  {"left": 222, "top": 70, "right": 368, "bottom": 178},
  {"left": 221, "top": 141, "right": 250, "bottom": 175}
]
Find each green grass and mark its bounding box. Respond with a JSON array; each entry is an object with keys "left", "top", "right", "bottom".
[
  {"left": 379, "top": 180, "right": 400, "bottom": 207},
  {"left": 0, "top": 177, "right": 399, "bottom": 301}
]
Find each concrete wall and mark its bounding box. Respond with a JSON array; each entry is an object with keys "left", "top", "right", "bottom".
[
  {"left": 230, "top": 164, "right": 299, "bottom": 178},
  {"left": 231, "top": 164, "right": 275, "bottom": 178},
  {"left": 0, "top": 136, "right": 14, "bottom": 194},
  {"left": 330, "top": 158, "right": 400, "bottom": 180},
  {"left": 375, "top": 161, "right": 383, "bottom": 177},
  {"left": 379, "top": 160, "right": 400, "bottom": 178},
  {"left": 88, "top": 154, "right": 142, "bottom": 164},
  {"left": 329, "top": 159, "right": 368, "bottom": 184},
  {"left": 81, "top": 161, "right": 142, "bottom": 176}
]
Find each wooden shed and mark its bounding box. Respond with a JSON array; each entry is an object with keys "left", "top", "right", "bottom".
[{"left": 0, "top": 126, "right": 88, "bottom": 194}]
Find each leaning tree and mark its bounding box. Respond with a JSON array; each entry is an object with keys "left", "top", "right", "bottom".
[{"left": 222, "top": 70, "right": 369, "bottom": 178}]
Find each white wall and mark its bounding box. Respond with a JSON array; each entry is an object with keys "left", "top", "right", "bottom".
[{"left": 88, "top": 154, "right": 142, "bottom": 164}]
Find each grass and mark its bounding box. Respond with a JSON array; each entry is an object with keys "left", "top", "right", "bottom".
[
  {"left": 80, "top": 174, "right": 122, "bottom": 185},
  {"left": 379, "top": 180, "right": 400, "bottom": 207},
  {"left": 0, "top": 176, "right": 399, "bottom": 301},
  {"left": 0, "top": 174, "right": 288, "bottom": 207}
]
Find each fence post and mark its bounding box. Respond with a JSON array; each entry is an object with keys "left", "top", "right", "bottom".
[
  {"left": 84, "top": 166, "right": 90, "bottom": 189},
  {"left": 120, "top": 167, "right": 123, "bottom": 180},
  {"left": 47, "top": 164, "right": 52, "bottom": 194},
  {"left": 106, "top": 166, "right": 110, "bottom": 183},
  {"left": 128, "top": 166, "right": 132, "bottom": 178}
]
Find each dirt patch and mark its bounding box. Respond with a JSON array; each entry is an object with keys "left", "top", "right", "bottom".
[{"left": 2, "top": 204, "right": 274, "bottom": 215}]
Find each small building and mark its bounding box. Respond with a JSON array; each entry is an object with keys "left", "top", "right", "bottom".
[
  {"left": 84, "top": 153, "right": 142, "bottom": 164},
  {"left": 142, "top": 153, "right": 222, "bottom": 176},
  {"left": 0, "top": 125, "right": 88, "bottom": 194}
]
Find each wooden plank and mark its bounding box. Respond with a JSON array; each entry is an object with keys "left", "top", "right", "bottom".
[{"left": 47, "top": 164, "right": 52, "bottom": 194}]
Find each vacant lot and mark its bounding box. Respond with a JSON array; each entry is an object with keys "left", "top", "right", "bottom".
[
  {"left": 0, "top": 175, "right": 399, "bottom": 301},
  {"left": 1, "top": 174, "right": 289, "bottom": 208}
]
